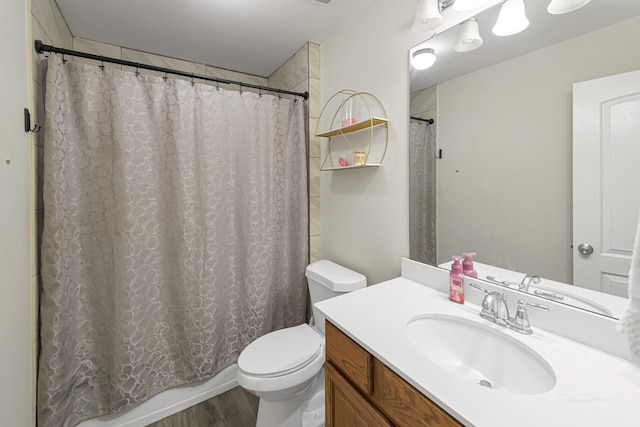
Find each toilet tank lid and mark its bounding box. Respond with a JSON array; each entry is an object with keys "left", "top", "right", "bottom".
[{"left": 305, "top": 260, "right": 367, "bottom": 292}]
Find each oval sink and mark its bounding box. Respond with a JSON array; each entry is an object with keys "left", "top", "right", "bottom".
[{"left": 406, "top": 314, "right": 556, "bottom": 395}]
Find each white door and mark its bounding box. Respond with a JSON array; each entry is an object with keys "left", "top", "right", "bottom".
[
  {"left": 573, "top": 70, "right": 640, "bottom": 297},
  {"left": 0, "top": 0, "right": 31, "bottom": 424}
]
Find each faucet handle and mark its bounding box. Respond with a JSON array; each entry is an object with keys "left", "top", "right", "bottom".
[
  {"left": 469, "top": 283, "right": 510, "bottom": 326},
  {"left": 468, "top": 283, "right": 491, "bottom": 293},
  {"left": 509, "top": 299, "right": 549, "bottom": 334}
]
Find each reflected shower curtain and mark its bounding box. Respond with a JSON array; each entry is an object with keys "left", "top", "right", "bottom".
[
  {"left": 38, "top": 56, "right": 308, "bottom": 427},
  {"left": 409, "top": 119, "right": 437, "bottom": 265}
]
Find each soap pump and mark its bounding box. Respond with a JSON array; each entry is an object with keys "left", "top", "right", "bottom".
[
  {"left": 462, "top": 252, "right": 478, "bottom": 278},
  {"left": 449, "top": 256, "right": 464, "bottom": 304}
]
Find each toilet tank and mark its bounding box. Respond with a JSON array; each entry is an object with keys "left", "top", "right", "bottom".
[{"left": 305, "top": 260, "right": 367, "bottom": 334}]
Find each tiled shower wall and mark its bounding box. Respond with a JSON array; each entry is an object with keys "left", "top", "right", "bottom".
[{"left": 268, "top": 44, "right": 322, "bottom": 263}]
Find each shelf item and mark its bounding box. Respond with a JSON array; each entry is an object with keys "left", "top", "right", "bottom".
[
  {"left": 314, "top": 90, "right": 389, "bottom": 171},
  {"left": 316, "top": 117, "right": 389, "bottom": 138}
]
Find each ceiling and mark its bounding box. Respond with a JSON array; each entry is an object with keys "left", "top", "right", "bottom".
[
  {"left": 55, "top": 0, "right": 373, "bottom": 77},
  {"left": 410, "top": 0, "right": 640, "bottom": 92}
]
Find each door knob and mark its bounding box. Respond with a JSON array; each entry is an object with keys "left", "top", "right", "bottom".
[{"left": 578, "top": 243, "right": 594, "bottom": 256}]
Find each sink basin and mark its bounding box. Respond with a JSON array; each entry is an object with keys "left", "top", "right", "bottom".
[{"left": 406, "top": 314, "right": 556, "bottom": 394}]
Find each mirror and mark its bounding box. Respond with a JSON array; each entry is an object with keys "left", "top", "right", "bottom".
[{"left": 408, "top": 0, "right": 640, "bottom": 319}]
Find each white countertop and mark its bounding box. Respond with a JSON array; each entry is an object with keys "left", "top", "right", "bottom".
[{"left": 315, "top": 276, "right": 640, "bottom": 427}]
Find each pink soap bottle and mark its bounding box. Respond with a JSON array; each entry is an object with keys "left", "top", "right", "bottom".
[
  {"left": 450, "top": 256, "right": 464, "bottom": 304},
  {"left": 462, "top": 252, "right": 478, "bottom": 278}
]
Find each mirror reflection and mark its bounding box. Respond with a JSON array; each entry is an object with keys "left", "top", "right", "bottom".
[{"left": 408, "top": 0, "right": 640, "bottom": 319}]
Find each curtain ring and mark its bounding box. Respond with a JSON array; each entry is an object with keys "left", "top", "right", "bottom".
[
  {"left": 61, "top": 53, "right": 67, "bottom": 64},
  {"left": 191, "top": 73, "right": 195, "bottom": 86},
  {"left": 135, "top": 65, "right": 140, "bottom": 77},
  {"left": 99, "top": 56, "right": 105, "bottom": 70}
]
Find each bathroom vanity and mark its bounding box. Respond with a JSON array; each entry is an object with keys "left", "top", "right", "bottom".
[
  {"left": 316, "top": 258, "right": 640, "bottom": 426},
  {"left": 325, "top": 321, "right": 460, "bottom": 426}
]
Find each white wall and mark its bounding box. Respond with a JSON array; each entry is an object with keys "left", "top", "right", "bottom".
[
  {"left": 319, "top": 0, "right": 499, "bottom": 284},
  {"left": 320, "top": 2, "right": 640, "bottom": 285},
  {"left": 1, "top": 0, "right": 34, "bottom": 425},
  {"left": 320, "top": 1, "right": 412, "bottom": 285},
  {"left": 437, "top": 15, "right": 640, "bottom": 283}
]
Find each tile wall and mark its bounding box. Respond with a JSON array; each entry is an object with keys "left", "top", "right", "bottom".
[
  {"left": 268, "top": 43, "right": 322, "bottom": 262},
  {"left": 410, "top": 85, "right": 437, "bottom": 128}
]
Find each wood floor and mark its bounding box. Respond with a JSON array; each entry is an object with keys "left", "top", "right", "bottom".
[{"left": 146, "top": 386, "right": 259, "bottom": 427}]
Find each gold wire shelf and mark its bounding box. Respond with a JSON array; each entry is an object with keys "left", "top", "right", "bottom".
[{"left": 314, "top": 90, "right": 389, "bottom": 171}]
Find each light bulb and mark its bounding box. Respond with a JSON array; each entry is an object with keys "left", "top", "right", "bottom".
[
  {"left": 547, "top": 0, "right": 591, "bottom": 14},
  {"left": 454, "top": 18, "right": 483, "bottom": 53},
  {"left": 452, "top": 0, "right": 492, "bottom": 12},
  {"left": 492, "top": 0, "right": 529, "bottom": 37},
  {"left": 412, "top": 48, "right": 437, "bottom": 70},
  {"left": 412, "top": 0, "right": 443, "bottom": 33}
]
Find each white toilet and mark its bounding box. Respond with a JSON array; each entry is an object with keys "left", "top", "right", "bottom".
[{"left": 236, "top": 260, "right": 367, "bottom": 427}]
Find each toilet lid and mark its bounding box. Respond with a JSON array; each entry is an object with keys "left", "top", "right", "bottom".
[{"left": 238, "top": 324, "right": 322, "bottom": 377}]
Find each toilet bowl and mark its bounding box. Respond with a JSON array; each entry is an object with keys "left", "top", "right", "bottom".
[{"left": 236, "top": 260, "right": 367, "bottom": 427}]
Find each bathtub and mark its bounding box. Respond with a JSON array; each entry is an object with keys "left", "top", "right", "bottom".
[{"left": 77, "top": 364, "right": 238, "bottom": 427}]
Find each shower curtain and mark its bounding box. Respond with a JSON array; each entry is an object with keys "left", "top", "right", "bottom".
[
  {"left": 38, "top": 56, "right": 308, "bottom": 427},
  {"left": 409, "top": 118, "right": 437, "bottom": 265}
]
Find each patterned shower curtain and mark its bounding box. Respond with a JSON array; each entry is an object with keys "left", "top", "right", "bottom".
[
  {"left": 409, "top": 118, "right": 437, "bottom": 265},
  {"left": 38, "top": 56, "right": 308, "bottom": 427}
]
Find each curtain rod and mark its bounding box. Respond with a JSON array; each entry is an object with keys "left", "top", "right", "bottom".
[
  {"left": 410, "top": 116, "right": 435, "bottom": 124},
  {"left": 34, "top": 40, "right": 309, "bottom": 100}
]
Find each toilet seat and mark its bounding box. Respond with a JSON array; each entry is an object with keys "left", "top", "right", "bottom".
[
  {"left": 239, "top": 324, "right": 322, "bottom": 377},
  {"left": 237, "top": 324, "right": 325, "bottom": 394}
]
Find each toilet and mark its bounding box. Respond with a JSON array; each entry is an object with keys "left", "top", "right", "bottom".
[{"left": 236, "top": 260, "right": 367, "bottom": 427}]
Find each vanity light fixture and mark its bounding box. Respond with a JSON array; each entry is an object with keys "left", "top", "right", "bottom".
[
  {"left": 452, "top": 0, "right": 492, "bottom": 12},
  {"left": 547, "top": 0, "right": 591, "bottom": 14},
  {"left": 492, "top": 0, "right": 529, "bottom": 36},
  {"left": 411, "top": 48, "right": 437, "bottom": 70},
  {"left": 412, "top": 0, "right": 443, "bottom": 33},
  {"left": 454, "top": 18, "right": 483, "bottom": 52}
]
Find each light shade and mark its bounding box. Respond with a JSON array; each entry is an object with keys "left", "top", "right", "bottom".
[
  {"left": 454, "top": 18, "right": 483, "bottom": 52},
  {"left": 412, "top": 0, "right": 443, "bottom": 33},
  {"left": 412, "top": 48, "right": 437, "bottom": 70},
  {"left": 547, "top": 0, "right": 591, "bottom": 14},
  {"left": 492, "top": 0, "right": 529, "bottom": 37},
  {"left": 452, "top": 0, "right": 492, "bottom": 12}
]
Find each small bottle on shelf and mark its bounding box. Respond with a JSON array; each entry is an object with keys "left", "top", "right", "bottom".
[{"left": 342, "top": 97, "right": 356, "bottom": 127}]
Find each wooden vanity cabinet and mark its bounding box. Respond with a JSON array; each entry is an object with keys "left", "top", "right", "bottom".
[{"left": 325, "top": 321, "right": 463, "bottom": 427}]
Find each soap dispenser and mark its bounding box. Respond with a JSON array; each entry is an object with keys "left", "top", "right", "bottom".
[
  {"left": 450, "top": 256, "right": 464, "bottom": 304},
  {"left": 462, "top": 252, "right": 478, "bottom": 278}
]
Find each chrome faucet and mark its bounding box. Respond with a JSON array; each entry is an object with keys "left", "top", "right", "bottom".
[
  {"left": 469, "top": 283, "right": 549, "bottom": 334},
  {"left": 519, "top": 275, "right": 541, "bottom": 292},
  {"left": 478, "top": 290, "right": 510, "bottom": 326},
  {"left": 510, "top": 299, "right": 550, "bottom": 334}
]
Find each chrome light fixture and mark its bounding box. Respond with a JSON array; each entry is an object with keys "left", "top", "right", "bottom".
[
  {"left": 454, "top": 18, "right": 483, "bottom": 52},
  {"left": 492, "top": 0, "right": 529, "bottom": 36},
  {"left": 547, "top": 0, "right": 591, "bottom": 14},
  {"left": 412, "top": 0, "right": 443, "bottom": 33},
  {"left": 411, "top": 48, "right": 437, "bottom": 70},
  {"left": 452, "top": 0, "right": 492, "bottom": 12}
]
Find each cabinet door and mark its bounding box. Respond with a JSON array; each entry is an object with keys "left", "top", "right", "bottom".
[
  {"left": 381, "top": 363, "right": 462, "bottom": 427},
  {"left": 326, "top": 362, "right": 393, "bottom": 427}
]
